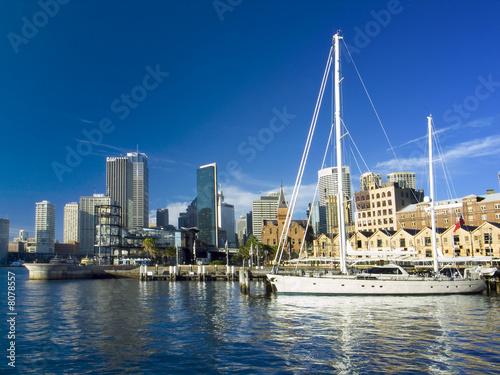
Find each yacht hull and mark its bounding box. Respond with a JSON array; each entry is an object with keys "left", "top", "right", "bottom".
[{"left": 266, "top": 274, "right": 487, "bottom": 295}]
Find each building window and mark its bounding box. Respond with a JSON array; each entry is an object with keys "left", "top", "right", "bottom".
[
  {"left": 377, "top": 239, "right": 382, "bottom": 247},
  {"left": 400, "top": 238, "right": 406, "bottom": 247},
  {"left": 481, "top": 206, "right": 486, "bottom": 211},
  {"left": 482, "top": 215, "right": 487, "bottom": 220},
  {"left": 454, "top": 235, "right": 460, "bottom": 244},
  {"left": 269, "top": 228, "right": 272, "bottom": 235}
]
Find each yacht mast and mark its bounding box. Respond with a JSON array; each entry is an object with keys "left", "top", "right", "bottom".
[
  {"left": 334, "top": 32, "right": 347, "bottom": 274},
  {"left": 428, "top": 115, "right": 440, "bottom": 275}
]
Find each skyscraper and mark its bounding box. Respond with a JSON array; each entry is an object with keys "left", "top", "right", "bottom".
[
  {"left": 157, "top": 208, "right": 169, "bottom": 228},
  {"left": 79, "top": 194, "right": 118, "bottom": 255},
  {"left": 63, "top": 202, "right": 79, "bottom": 243},
  {"left": 318, "top": 166, "right": 352, "bottom": 235},
  {"left": 197, "top": 163, "right": 218, "bottom": 247},
  {"left": 0, "top": 218, "right": 9, "bottom": 262},
  {"left": 35, "top": 200, "right": 55, "bottom": 253},
  {"left": 218, "top": 190, "right": 236, "bottom": 247},
  {"left": 127, "top": 151, "right": 149, "bottom": 228},
  {"left": 252, "top": 192, "right": 279, "bottom": 241},
  {"left": 387, "top": 172, "right": 416, "bottom": 190},
  {"left": 106, "top": 156, "right": 133, "bottom": 229}
]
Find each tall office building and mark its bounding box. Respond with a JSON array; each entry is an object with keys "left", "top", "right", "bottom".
[
  {"left": 178, "top": 198, "right": 198, "bottom": 229},
  {"left": 218, "top": 190, "right": 236, "bottom": 247},
  {"left": 35, "top": 200, "right": 55, "bottom": 253},
  {"left": 252, "top": 192, "right": 279, "bottom": 241},
  {"left": 79, "top": 194, "right": 118, "bottom": 255},
  {"left": 106, "top": 156, "right": 133, "bottom": 229},
  {"left": 63, "top": 202, "right": 79, "bottom": 243},
  {"left": 197, "top": 163, "right": 218, "bottom": 247},
  {"left": 157, "top": 208, "right": 169, "bottom": 228},
  {"left": 360, "top": 172, "right": 382, "bottom": 191},
  {"left": 387, "top": 172, "right": 416, "bottom": 190},
  {"left": 127, "top": 151, "right": 149, "bottom": 228},
  {"left": 318, "top": 166, "right": 352, "bottom": 235},
  {"left": 0, "top": 218, "right": 9, "bottom": 261}
]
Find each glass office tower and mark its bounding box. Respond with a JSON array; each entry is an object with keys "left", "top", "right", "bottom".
[{"left": 197, "top": 163, "right": 218, "bottom": 247}]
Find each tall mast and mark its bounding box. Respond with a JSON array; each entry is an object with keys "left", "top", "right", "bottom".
[
  {"left": 334, "top": 32, "right": 347, "bottom": 274},
  {"left": 428, "top": 115, "right": 439, "bottom": 275}
]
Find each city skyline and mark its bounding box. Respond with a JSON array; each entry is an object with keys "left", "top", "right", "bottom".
[{"left": 1, "top": 1, "right": 500, "bottom": 241}]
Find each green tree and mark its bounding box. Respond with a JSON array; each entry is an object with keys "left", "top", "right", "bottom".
[
  {"left": 164, "top": 246, "right": 177, "bottom": 264},
  {"left": 142, "top": 238, "right": 159, "bottom": 259}
]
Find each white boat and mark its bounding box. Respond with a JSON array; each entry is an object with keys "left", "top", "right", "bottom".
[{"left": 266, "top": 32, "right": 489, "bottom": 295}]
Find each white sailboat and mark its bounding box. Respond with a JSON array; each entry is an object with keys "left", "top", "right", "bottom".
[{"left": 266, "top": 32, "right": 488, "bottom": 295}]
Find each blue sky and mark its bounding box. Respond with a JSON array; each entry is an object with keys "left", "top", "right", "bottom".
[{"left": 1, "top": 0, "right": 500, "bottom": 241}]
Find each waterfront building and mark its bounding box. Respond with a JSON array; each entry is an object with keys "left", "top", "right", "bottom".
[
  {"left": 0, "top": 218, "right": 9, "bottom": 261},
  {"left": 354, "top": 178, "right": 424, "bottom": 232},
  {"left": 318, "top": 166, "right": 352, "bottom": 236},
  {"left": 197, "top": 163, "right": 219, "bottom": 247},
  {"left": 79, "top": 194, "right": 118, "bottom": 255},
  {"left": 63, "top": 202, "right": 79, "bottom": 243},
  {"left": 252, "top": 192, "right": 279, "bottom": 242},
  {"left": 127, "top": 151, "right": 149, "bottom": 229},
  {"left": 387, "top": 172, "right": 416, "bottom": 190},
  {"left": 261, "top": 186, "right": 311, "bottom": 254},
  {"left": 218, "top": 190, "right": 236, "bottom": 248},
  {"left": 106, "top": 156, "right": 133, "bottom": 229},
  {"left": 397, "top": 192, "right": 500, "bottom": 231},
  {"left": 157, "top": 208, "right": 169, "bottom": 228},
  {"left": 35, "top": 200, "right": 55, "bottom": 253}
]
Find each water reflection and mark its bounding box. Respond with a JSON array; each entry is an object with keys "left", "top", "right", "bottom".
[{"left": 4, "top": 268, "right": 499, "bottom": 375}]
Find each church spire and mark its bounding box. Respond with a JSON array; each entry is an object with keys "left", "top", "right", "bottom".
[{"left": 278, "top": 182, "right": 287, "bottom": 209}]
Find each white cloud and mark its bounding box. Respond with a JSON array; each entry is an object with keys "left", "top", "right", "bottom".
[
  {"left": 166, "top": 201, "right": 190, "bottom": 227},
  {"left": 375, "top": 134, "right": 500, "bottom": 175}
]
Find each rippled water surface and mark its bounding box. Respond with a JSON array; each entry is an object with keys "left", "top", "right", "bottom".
[{"left": 2, "top": 268, "right": 499, "bottom": 374}]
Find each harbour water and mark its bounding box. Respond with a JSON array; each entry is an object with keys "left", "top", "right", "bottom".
[{"left": 2, "top": 267, "right": 500, "bottom": 374}]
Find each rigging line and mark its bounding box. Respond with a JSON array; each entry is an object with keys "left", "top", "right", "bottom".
[
  {"left": 342, "top": 39, "right": 402, "bottom": 171},
  {"left": 432, "top": 121, "right": 458, "bottom": 199},
  {"left": 295, "top": 107, "right": 338, "bottom": 270},
  {"left": 341, "top": 118, "right": 370, "bottom": 174},
  {"left": 273, "top": 45, "right": 334, "bottom": 271}
]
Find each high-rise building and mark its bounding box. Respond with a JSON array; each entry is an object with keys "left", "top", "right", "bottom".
[
  {"left": 387, "top": 172, "right": 416, "bottom": 190},
  {"left": 127, "top": 151, "right": 149, "bottom": 229},
  {"left": 252, "top": 192, "right": 279, "bottom": 241},
  {"left": 218, "top": 190, "right": 236, "bottom": 247},
  {"left": 63, "top": 202, "right": 79, "bottom": 243},
  {"left": 178, "top": 198, "right": 198, "bottom": 229},
  {"left": 0, "top": 218, "right": 9, "bottom": 261},
  {"left": 360, "top": 172, "right": 382, "bottom": 191},
  {"left": 157, "top": 208, "right": 169, "bottom": 228},
  {"left": 197, "top": 163, "right": 218, "bottom": 247},
  {"left": 318, "top": 166, "right": 352, "bottom": 235},
  {"left": 35, "top": 200, "right": 55, "bottom": 253},
  {"left": 106, "top": 156, "right": 133, "bottom": 229},
  {"left": 79, "top": 194, "right": 118, "bottom": 255}
]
